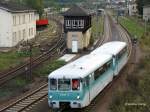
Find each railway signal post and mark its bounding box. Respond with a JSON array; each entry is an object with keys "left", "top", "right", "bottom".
[
  {"left": 26, "top": 40, "right": 33, "bottom": 81},
  {"left": 29, "top": 43, "right": 33, "bottom": 80}
]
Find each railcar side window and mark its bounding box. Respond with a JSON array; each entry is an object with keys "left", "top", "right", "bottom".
[
  {"left": 106, "top": 60, "right": 112, "bottom": 68},
  {"left": 94, "top": 67, "right": 104, "bottom": 80},
  {"left": 94, "top": 60, "right": 112, "bottom": 80},
  {"left": 58, "top": 79, "right": 71, "bottom": 91},
  {"left": 72, "top": 79, "right": 80, "bottom": 90},
  {"left": 50, "top": 79, "right": 57, "bottom": 90},
  {"left": 85, "top": 77, "right": 89, "bottom": 86},
  {"left": 118, "top": 47, "right": 127, "bottom": 59}
]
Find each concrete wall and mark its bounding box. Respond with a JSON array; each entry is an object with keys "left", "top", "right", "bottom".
[
  {"left": 12, "top": 12, "right": 36, "bottom": 46},
  {"left": 83, "top": 28, "right": 91, "bottom": 48},
  {"left": 143, "top": 6, "right": 150, "bottom": 21},
  {"left": 0, "top": 9, "right": 12, "bottom": 47},
  {"left": 66, "top": 28, "right": 91, "bottom": 52},
  {"left": 0, "top": 9, "right": 37, "bottom": 47},
  {"left": 67, "top": 32, "right": 83, "bottom": 50}
]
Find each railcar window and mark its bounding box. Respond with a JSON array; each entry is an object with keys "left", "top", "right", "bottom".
[
  {"left": 72, "top": 79, "right": 80, "bottom": 90},
  {"left": 83, "top": 79, "right": 86, "bottom": 87},
  {"left": 106, "top": 60, "right": 112, "bottom": 68},
  {"left": 94, "top": 60, "right": 112, "bottom": 80},
  {"left": 50, "top": 79, "right": 57, "bottom": 90},
  {"left": 118, "top": 47, "right": 127, "bottom": 59},
  {"left": 85, "top": 77, "right": 89, "bottom": 86},
  {"left": 94, "top": 66, "right": 105, "bottom": 80},
  {"left": 58, "top": 79, "right": 71, "bottom": 91}
]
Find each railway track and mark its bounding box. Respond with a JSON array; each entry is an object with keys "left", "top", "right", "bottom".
[
  {"left": 0, "top": 84, "right": 48, "bottom": 112},
  {"left": 0, "top": 18, "right": 65, "bottom": 86},
  {"left": 0, "top": 38, "right": 67, "bottom": 112},
  {"left": 94, "top": 14, "right": 112, "bottom": 48}
]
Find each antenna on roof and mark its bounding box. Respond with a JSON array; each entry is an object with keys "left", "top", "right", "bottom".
[{"left": 80, "top": 67, "right": 83, "bottom": 69}]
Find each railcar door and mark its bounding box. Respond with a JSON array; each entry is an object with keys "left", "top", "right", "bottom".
[
  {"left": 86, "top": 76, "right": 90, "bottom": 102},
  {"left": 113, "top": 55, "right": 118, "bottom": 76},
  {"left": 84, "top": 75, "right": 92, "bottom": 105},
  {"left": 89, "top": 73, "right": 94, "bottom": 101},
  {"left": 72, "top": 41, "right": 78, "bottom": 53}
]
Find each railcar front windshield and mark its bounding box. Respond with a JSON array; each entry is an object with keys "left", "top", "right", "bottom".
[
  {"left": 58, "top": 79, "right": 71, "bottom": 91},
  {"left": 50, "top": 79, "right": 57, "bottom": 90},
  {"left": 72, "top": 79, "right": 80, "bottom": 90}
]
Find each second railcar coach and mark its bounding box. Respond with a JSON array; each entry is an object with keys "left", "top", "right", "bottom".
[{"left": 91, "top": 41, "right": 128, "bottom": 76}]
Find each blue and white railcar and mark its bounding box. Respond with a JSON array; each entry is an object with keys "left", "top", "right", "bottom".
[
  {"left": 48, "top": 53, "right": 114, "bottom": 108},
  {"left": 91, "top": 41, "right": 128, "bottom": 76}
]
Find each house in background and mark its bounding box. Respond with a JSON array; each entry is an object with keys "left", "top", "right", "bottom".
[
  {"left": 0, "top": 1, "right": 38, "bottom": 47},
  {"left": 128, "top": 1, "right": 137, "bottom": 16},
  {"left": 143, "top": 5, "right": 150, "bottom": 21}
]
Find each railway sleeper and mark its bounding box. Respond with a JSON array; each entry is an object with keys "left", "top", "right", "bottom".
[
  {"left": 6, "top": 107, "right": 23, "bottom": 112},
  {"left": 29, "top": 95, "right": 42, "bottom": 99},
  {"left": 16, "top": 102, "right": 32, "bottom": 106},
  {"left": 23, "top": 98, "right": 35, "bottom": 101},
  {"left": 11, "top": 105, "right": 26, "bottom": 109},
  {"left": 16, "top": 101, "right": 33, "bottom": 105},
  {"left": 37, "top": 91, "right": 47, "bottom": 94},
  {"left": 31, "top": 94, "right": 43, "bottom": 97},
  {"left": 33, "top": 94, "right": 45, "bottom": 97},
  {"left": 41, "top": 89, "right": 48, "bottom": 92},
  {"left": 17, "top": 102, "right": 30, "bottom": 105},
  {"left": 36, "top": 90, "right": 47, "bottom": 93},
  {"left": 5, "top": 109, "right": 18, "bottom": 112}
]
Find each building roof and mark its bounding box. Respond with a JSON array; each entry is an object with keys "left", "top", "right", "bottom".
[
  {"left": 0, "top": 1, "right": 35, "bottom": 13},
  {"left": 91, "top": 41, "right": 127, "bottom": 56},
  {"left": 128, "top": 1, "right": 136, "bottom": 5},
  {"left": 63, "top": 5, "right": 92, "bottom": 16},
  {"left": 48, "top": 53, "right": 112, "bottom": 79}
]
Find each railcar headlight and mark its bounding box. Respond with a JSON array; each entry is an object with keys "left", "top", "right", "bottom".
[
  {"left": 77, "top": 95, "right": 80, "bottom": 100},
  {"left": 49, "top": 95, "right": 53, "bottom": 99}
]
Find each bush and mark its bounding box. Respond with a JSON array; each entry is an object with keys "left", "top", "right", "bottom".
[{"left": 35, "top": 60, "right": 66, "bottom": 76}]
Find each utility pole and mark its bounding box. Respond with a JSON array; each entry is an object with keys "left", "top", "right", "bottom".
[
  {"left": 144, "top": 16, "right": 147, "bottom": 33},
  {"left": 96, "top": 3, "right": 98, "bottom": 39},
  {"left": 26, "top": 40, "right": 33, "bottom": 81},
  {"left": 117, "top": 6, "right": 119, "bottom": 24},
  {"left": 29, "top": 43, "right": 32, "bottom": 80},
  {"left": 93, "top": 2, "right": 100, "bottom": 39}
]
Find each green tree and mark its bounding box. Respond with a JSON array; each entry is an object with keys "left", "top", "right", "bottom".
[
  {"left": 143, "top": 0, "right": 150, "bottom": 5},
  {"left": 25, "top": 0, "right": 44, "bottom": 18},
  {"left": 136, "top": 0, "right": 144, "bottom": 15}
]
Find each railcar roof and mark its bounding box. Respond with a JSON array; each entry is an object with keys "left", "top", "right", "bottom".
[
  {"left": 48, "top": 53, "right": 112, "bottom": 79},
  {"left": 91, "top": 41, "right": 127, "bottom": 55}
]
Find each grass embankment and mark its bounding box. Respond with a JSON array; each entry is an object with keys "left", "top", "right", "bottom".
[
  {"left": 0, "top": 47, "right": 41, "bottom": 71},
  {"left": 0, "top": 77, "right": 29, "bottom": 101},
  {"left": 91, "top": 15, "right": 104, "bottom": 44},
  {"left": 109, "top": 17, "right": 150, "bottom": 112},
  {"left": 33, "top": 60, "right": 66, "bottom": 77},
  {"left": 0, "top": 51, "right": 25, "bottom": 71},
  {"left": 119, "top": 17, "right": 145, "bottom": 38}
]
